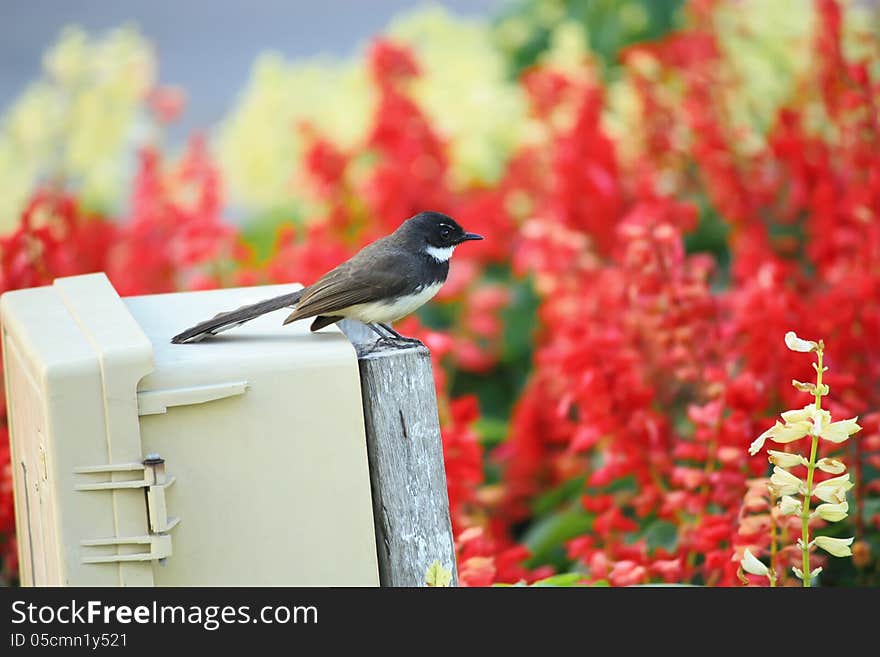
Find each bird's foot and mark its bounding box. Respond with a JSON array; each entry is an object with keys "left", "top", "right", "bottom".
[{"left": 366, "top": 336, "right": 424, "bottom": 352}]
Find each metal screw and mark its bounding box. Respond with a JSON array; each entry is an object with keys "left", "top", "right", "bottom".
[{"left": 143, "top": 453, "right": 164, "bottom": 465}]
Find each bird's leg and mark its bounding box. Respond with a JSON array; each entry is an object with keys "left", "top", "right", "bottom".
[
  {"left": 363, "top": 322, "right": 423, "bottom": 352},
  {"left": 378, "top": 322, "right": 423, "bottom": 345},
  {"left": 366, "top": 323, "right": 390, "bottom": 339},
  {"left": 363, "top": 323, "right": 400, "bottom": 351}
]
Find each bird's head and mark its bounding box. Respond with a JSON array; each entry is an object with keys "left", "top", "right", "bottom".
[{"left": 398, "top": 211, "right": 483, "bottom": 262}]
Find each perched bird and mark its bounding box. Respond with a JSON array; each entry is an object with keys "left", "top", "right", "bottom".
[{"left": 170, "top": 211, "right": 483, "bottom": 345}]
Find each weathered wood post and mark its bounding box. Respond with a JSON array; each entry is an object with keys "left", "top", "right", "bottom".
[{"left": 340, "top": 320, "right": 458, "bottom": 587}]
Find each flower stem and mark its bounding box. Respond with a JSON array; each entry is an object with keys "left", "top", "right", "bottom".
[
  {"left": 769, "top": 494, "right": 778, "bottom": 587},
  {"left": 800, "top": 347, "right": 824, "bottom": 587}
]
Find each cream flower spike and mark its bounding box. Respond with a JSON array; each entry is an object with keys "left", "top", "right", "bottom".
[{"left": 746, "top": 331, "right": 863, "bottom": 587}]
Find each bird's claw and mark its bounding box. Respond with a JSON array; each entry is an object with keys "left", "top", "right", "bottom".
[{"left": 366, "top": 336, "right": 424, "bottom": 352}]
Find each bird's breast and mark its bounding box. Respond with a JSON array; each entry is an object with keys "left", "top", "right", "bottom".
[{"left": 341, "top": 281, "right": 444, "bottom": 323}]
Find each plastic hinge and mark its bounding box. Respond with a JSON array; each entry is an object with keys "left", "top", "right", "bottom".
[
  {"left": 77, "top": 454, "right": 180, "bottom": 564},
  {"left": 80, "top": 534, "right": 173, "bottom": 563}
]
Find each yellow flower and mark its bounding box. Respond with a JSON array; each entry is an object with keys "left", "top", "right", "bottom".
[
  {"left": 389, "top": 7, "right": 528, "bottom": 187},
  {"left": 814, "top": 536, "right": 854, "bottom": 557},
  {"left": 43, "top": 26, "right": 90, "bottom": 86},
  {"left": 219, "top": 6, "right": 530, "bottom": 212},
  {"left": 0, "top": 25, "right": 154, "bottom": 224},
  {"left": 812, "top": 474, "right": 853, "bottom": 504},
  {"left": 713, "top": 0, "right": 814, "bottom": 138}
]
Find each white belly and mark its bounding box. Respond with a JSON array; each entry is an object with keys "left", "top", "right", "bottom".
[{"left": 340, "top": 282, "right": 443, "bottom": 323}]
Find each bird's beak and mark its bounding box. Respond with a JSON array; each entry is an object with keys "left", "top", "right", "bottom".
[{"left": 460, "top": 232, "right": 484, "bottom": 242}]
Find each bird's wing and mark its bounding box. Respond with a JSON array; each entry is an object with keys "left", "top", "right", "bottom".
[{"left": 284, "top": 242, "right": 416, "bottom": 322}]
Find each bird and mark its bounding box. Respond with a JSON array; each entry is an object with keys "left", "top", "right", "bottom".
[{"left": 170, "top": 211, "right": 483, "bottom": 346}]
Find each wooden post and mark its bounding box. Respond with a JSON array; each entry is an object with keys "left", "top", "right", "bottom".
[{"left": 340, "top": 320, "right": 458, "bottom": 587}]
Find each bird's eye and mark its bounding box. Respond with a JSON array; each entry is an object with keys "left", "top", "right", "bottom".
[{"left": 439, "top": 226, "right": 451, "bottom": 240}]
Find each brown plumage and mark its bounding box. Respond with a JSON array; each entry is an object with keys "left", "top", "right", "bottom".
[{"left": 170, "top": 211, "right": 482, "bottom": 344}]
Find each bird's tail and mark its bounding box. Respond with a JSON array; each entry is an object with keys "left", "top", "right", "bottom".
[{"left": 170, "top": 289, "right": 305, "bottom": 344}]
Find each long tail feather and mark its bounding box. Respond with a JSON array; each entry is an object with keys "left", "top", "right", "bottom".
[{"left": 170, "top": 290, "right": 305, "bottom": 344}]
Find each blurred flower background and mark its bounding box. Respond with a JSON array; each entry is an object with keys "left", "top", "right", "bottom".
[{"left": 1, "top": 0, "right": 880, "bottom": 586}]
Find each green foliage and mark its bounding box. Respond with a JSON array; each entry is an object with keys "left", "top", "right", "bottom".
[
  {"left": 240, "top": 205, "right": 308, "bottom": 263},
  {"left": 522, "top": 504, "right": 594, "bottom": 569},
  {"left": 532, "top": 476, "right": 588, "bottom": 516},
  {"left": 644, "top": 519, "right": 679, "bottom": 554},
  {"left": 494, "top": 572, "right": 602, "bottom": 586},
  {"left": 683, "top": 199, "right": 731, "bottom": 282},
  {"left": 495, "top": 0, "right": 685, "bottom": 76}
]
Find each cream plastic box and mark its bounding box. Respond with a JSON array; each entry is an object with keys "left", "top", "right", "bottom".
[{"left": 1, "top": 273, "right": 379, "bottom": 586}]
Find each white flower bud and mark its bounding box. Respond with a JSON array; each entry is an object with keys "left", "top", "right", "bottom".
[
  {"left": 811, "top": 409, "right": 831, "bottom": 437},
  {"left": 796, "top": 538, "right": 814, "bottom": 551},
  {"left": 820, "top": 417, "right": 861, "bottom": 444},
  {"left": 749, "top": 420, "right": 811, "bottom": 455},
  {"left": 781, "top": 405, "right": 812, "bottom": 424},
  {"left": 816, "top": 457, "right": 846, "bottom": 475},
  {"left": 814, "top": 535, "right": 854, "bottom": 557},
  {"left": 791, "top": 379, "right": 815, "bottom": 393},
  {"left": 741, "top": 548, "right": 769, "bottom": 577},
  {"left": 813, "top": 500, "right": 849, "bottom": 522},
  {"left": 785, "top": 331, "right": 818, "bottom": 353},
  {"left": 778, "top": 495, "right": 801, "bottom": 515},
  {"left": 813, "top": 473, "right": 853, "bottom": 503},
  {"left": 770, "top": 466, "right": 805, "bottom": 496},
  {"left": 768, "top": 450, "right": 807, "bottom": 468}
]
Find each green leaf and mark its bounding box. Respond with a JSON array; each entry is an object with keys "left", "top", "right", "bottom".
[
  {"left": 500, "top": 276, "right": 540, "bottom": 361},
  {"left": 522, "top": 505, "right": 593, "bottom": 567},
  {"left": 424, "top": 560, "right": 453, "bottom": 587},
  {"left": 644, "top": 520, "right": 679, "bottom": 554},
  {"left": 532, "top": 476, "right": 586, "bottom": 516},
  {"left": 474, "top": 416, "right": 510, "bottom": 448},
  {"left": 240, "top": 204, "right": 308, "bottom": 262},
  {"left": 530, "top": 573, "right": 589, "bottom": 587},
  {"left": 598, "top": 473, "right": 638, "bottom": 495}
]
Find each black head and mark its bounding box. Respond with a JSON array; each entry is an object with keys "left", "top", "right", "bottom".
[{"left": 397, "top": 211, "right": 483, "bottom": 250}]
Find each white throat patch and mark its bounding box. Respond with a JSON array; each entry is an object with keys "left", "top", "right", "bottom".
[{"left": 425, "top": 245, "right": 455, "bottom": 262}]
